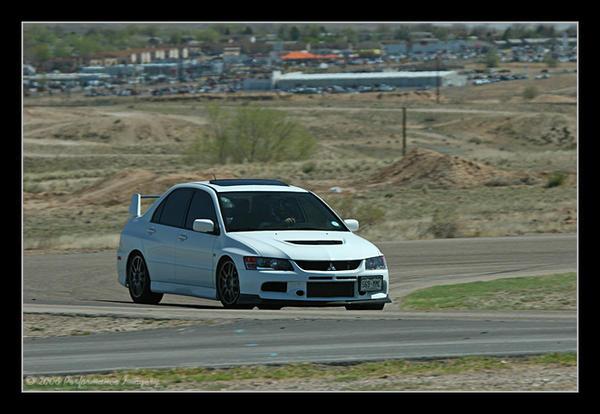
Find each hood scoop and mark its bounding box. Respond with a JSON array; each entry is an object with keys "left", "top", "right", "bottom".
[{"left": 285, "top": 240, "right": 343, "bottom": 245}]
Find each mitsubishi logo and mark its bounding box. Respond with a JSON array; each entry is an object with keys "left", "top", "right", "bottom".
[{"left": 327, "top": 262, "right": 336, "bottom": 271}]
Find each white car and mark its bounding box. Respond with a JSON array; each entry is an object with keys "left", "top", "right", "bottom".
[{"left": 117, "top": 179, "right": 390, "bottom": 310}]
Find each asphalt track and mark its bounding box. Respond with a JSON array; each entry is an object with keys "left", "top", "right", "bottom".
[
  {"left": 23, "top": 233, "right": 577, "bottom": 375},
  {"left": 24, "top": 317, "right": 575, "bottom": 375}
]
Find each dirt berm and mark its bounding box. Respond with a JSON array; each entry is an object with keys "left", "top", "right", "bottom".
[
  {"left": 368, "top": 147, "right": 534, "bottom": 189},
  {"left": 65, "top": 169, "right": 238, "bottom": 207}
]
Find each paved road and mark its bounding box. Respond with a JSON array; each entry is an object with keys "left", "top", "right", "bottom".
[
  {"left": 23, "top": 234, "right": 576, "bottom": 311},
  {"left": 24, "top": 316, "right": 576, "bottom": 375},
  {"left": 23, "top": 234, "right": 577, "bottom": 375}
]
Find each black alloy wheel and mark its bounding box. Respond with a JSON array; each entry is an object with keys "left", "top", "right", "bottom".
[{"left": 127, "top": 253, "right": 163, "bottom": 305}]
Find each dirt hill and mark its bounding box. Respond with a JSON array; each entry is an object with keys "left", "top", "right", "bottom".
[
  {"left": 24, "top": 108, "right": 203, "bottom": 144},
  {"left": 491, "top": 113, "right": 576, "bottom": 148},
  {"left": 369, "top": 147, "right": 532, "bottom": 189},
  {"left": 65, "top": 168, "right": 237, "bottom": 207}
]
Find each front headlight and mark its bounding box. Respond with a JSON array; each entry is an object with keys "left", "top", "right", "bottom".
[
  {"left": 365, "top": 255, "right": 387, "bottom": 270},
  {"left": 244, "top": 256, "right": 294, "bottom": 271}
]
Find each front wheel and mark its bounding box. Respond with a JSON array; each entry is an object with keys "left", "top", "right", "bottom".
[
  {"left": 217, "top": 259, "right": 253, "bottom": 309},
  {"left": 345, "top": 303, "right": 385, "bottom": 311},
  {"left": 127, "top": 253, "right": 163, "bottom": 305}
]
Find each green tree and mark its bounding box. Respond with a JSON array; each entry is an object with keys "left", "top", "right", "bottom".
[
  {"left": 140, "top": 25, "right": 159, "bottom": 37},
  {"left": 341, "top": 28, "right": 358, "bottom": 44},
  {"left": 196, "top": 28, "right": 220, "bottom": 43},
  {"left": 393, "top": 26, "right": 411, "bottom": 40},
  {"left": 277, "top": 25, "right": 288, "bottom": 40},
  {"left": 289, "top": 26, "right": 301, "bottom": 41},
  {"left": 30, "top": 44, "right": 51, "bottom": 63},
  {"left": 484, "top": 48, "right": 500, "bottom": 68},
  {"left": 189, "top": 105, "right": 316, "bottom": 164},
  {"left": 168, "top": 31, "right": 183, "bottom": 45},
  {"left": 71, "top": 36, "right": 102, "bottom": 59}
]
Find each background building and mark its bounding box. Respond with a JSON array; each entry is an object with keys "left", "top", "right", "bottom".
[{"left": 271, "top": 70, "right": 467, "bottom": 90}]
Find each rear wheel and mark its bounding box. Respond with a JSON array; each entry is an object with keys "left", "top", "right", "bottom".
[
  {"left": 127, "top": 253, "right": 163, "bottom": 305},
  {"left": 345, "top": 303, "right": 385, "bottom": 311},
  {"left": 217, "top": 259, "right": 254, "bottom": 309}
]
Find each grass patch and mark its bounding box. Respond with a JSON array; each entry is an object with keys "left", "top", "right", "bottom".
[
  {"left": 23, "top": 353, "right": 576, "bottom": 391},
  {"left": 546, "top": 171, "right": 568, "bottom": 188},
  {"left": 401, "top": 273, "right": 576, "bottom": 311}
]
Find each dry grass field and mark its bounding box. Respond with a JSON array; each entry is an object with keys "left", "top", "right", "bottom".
[{"left": 23, "top": 65, "right": 577, "bottom": 251}]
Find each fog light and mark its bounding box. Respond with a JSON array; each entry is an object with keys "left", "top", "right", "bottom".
[{"left": 296, "top": 290, "right": 304, "bottom": 296}]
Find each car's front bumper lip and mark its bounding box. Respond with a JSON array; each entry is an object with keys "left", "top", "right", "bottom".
[{"left": 238, "top": 294, "right": 392, "bottom": 307}]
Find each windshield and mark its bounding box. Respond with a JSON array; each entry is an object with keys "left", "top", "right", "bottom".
[{"left": 218, "top": 191, "right": 348, "bottom": 232}]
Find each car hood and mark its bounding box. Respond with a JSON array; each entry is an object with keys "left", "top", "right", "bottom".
[{"left": 226, "top": 230, "right": 382, "bottom": 261}]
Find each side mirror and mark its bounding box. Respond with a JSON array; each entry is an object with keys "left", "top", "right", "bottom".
[
  {"left": 344, "top": 219, "right": 359, "bottom": 232},
  {"left": 192, "top": 219, "right": 215, "bottom": 234}
]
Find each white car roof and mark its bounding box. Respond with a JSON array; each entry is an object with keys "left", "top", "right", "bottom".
[{"left": 179, "top": 179, "right": 308, "bottom": 193}]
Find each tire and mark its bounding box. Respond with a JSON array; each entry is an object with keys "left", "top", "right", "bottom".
[
  {"left": 217, "top": 259, "right": 254, "bottom": 309},
  {"left": 127, "top": 253, "right": 163, "bottom": 305},
  {"left": 345, "top": 303, "right": 385, "bottom": 311}
]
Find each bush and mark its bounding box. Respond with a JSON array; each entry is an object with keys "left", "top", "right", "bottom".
[
  {"left": 544, "top": 54, "right": 558, "bottom": 68},
  {"left": 324, "top": 196, "right": 385, "bottom": 230},
  {"left": 301, "top": 161, "right": 316, "bottom": 174},
  {"left": 522, "top": 86, "right": 539, "bottom": 100},
  {"left": 188, "top": 104, "right": 317, "bottom": 164},
  {"left": 545, "top": 171, "right": 568, "bottom": 188},
  {"left": 355, "top": 205, "right": 385, "bottom": 228},
  {"left": 425, "top": 210, "right": 460, "bottom": 239}
]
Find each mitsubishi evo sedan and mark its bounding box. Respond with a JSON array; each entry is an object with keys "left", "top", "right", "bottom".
[{"left": 117, "top": 179, "right": 390, "bottom": 310}]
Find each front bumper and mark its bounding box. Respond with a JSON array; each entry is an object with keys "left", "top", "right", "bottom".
[
  {"left": 237, "top": 294, "right": 392, "bottom": 307},
  {"left": 235, "top": 256, "right": 390, "bottom": 304}
]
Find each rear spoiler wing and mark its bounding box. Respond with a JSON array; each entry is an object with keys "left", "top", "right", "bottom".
[{"left": 129, "top": 193, "right": 161, "bottom": 218}]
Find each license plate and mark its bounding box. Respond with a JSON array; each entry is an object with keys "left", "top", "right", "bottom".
[{"left": 359, "top": 276, "right": 383, "bottom": 292}]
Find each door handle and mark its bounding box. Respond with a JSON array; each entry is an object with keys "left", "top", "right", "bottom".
[
  {"left": 146, "top": 227, "right": 156, "bottom": 235},
  {"left": 177, "top": 234, "right": 188, "bottom": 241}
]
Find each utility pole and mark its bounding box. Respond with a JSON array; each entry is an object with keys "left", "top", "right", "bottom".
[
  {"left": 402, "top": 106, "right": 407, "bottom": 156},
  {"left": 435, "top": 53, "right": 441, "bottom": 104}
]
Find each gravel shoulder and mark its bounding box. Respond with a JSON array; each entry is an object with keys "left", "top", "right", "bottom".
[{"left": 23, "top": 313, "right": 229, "bottom": 338}]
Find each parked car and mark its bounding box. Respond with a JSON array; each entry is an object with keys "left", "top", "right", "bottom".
[
  {"left": 375, "top": 84, "right": 395, "bottom": 92},
  {"left": 117, "top": 179, "right": 390, "bottom": 310}
]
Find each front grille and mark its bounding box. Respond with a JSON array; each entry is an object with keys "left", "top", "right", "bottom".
[
  {"left": 286, "top": 240, "right": 343, "bottom": 245},
  {"left": 306, "top": 282, "right": 355, "bottom": 298},
  {"left": 295, "top": 260, "right": 362, "bottom": 271}
]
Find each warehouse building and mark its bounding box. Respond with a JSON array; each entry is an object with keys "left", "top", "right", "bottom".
[{"left": 271, "top": 70, "right": 467, "bottom": 90}]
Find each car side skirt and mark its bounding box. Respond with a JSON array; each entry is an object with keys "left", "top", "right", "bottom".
[{"left": 151, "top": 281, "right": 218, "bottom": 300}]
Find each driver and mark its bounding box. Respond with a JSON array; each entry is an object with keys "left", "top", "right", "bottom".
[{"left": 270, "top": 199, "right": 297, "bottom": 225}]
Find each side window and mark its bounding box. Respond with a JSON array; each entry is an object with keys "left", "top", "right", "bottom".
[
  {"left": 158, "top": 189, "right": 194, "bottom": 228},
  {"left": 151, "top": 198, "right": 167, "bottom": 224},
  {"left": 185, "top": 190, "right": 219, "bottom": 232}
]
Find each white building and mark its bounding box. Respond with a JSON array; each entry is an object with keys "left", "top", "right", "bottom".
[{"left": 272, "top": 70, "right": 467, "bottom": 90}]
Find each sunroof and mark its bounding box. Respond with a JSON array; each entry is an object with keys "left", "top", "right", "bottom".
[{"left": 209, "top": 179, "right": 289, "bottom": 187}]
